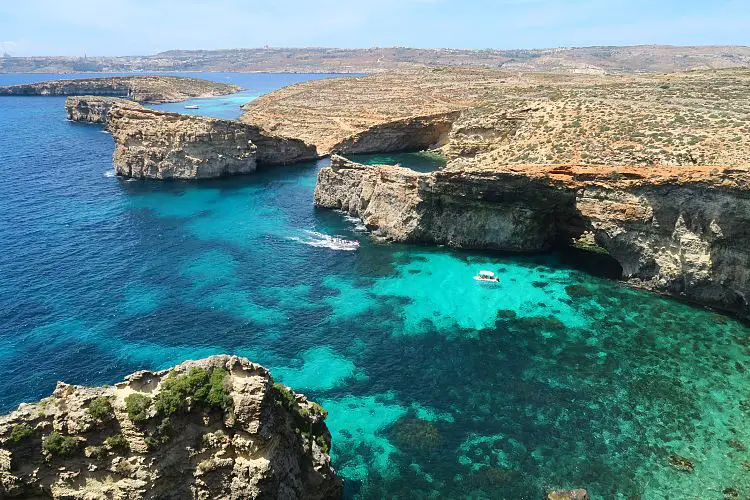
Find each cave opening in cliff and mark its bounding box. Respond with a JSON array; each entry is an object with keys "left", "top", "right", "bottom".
[{"left": 557, "top": 246, "right": 624, "bottom": 280}]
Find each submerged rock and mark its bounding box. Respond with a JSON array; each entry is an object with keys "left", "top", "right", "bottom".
[
  {"left": 0, "top": 76, "right": 240, "bottom": 103},
  {"left": 0, "top": 355, "right": 343, "bottom": 499},
  {"left": 668, "top": 454, "right": 695, "bottom": 472},
  {"left": 546, "top": 489, "right": 590, "bottom": 500},
  {"left": 65, "top": 96, "right": 143, "bottom": 124},
  {"left": 315, "top": 156, "right": 750, "bottom": 318}
]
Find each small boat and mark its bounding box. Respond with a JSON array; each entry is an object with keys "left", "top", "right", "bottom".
[
  {"left": 474, "top": 270, "right": 500, "bottom": 283},
  {"left": 184, "top": 105, "right": 200, "bottom": 110}
]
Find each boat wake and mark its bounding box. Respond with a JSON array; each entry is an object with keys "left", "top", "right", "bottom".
[
  {"left": 288, "top": 231, "right": 360, "bottom": 251},
  {"left": 103, "top": 170, "right": 116, "bottom": 178}
]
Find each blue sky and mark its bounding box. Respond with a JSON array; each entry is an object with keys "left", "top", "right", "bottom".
[{"left": 1, "top": 0, "right": 748, "bottom": 56}]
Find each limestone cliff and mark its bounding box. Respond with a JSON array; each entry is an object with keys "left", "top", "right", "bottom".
[
  {"left": 315, "top": 156, "right": 750, "bottom": 317},
  {"left": 0, "top": 76, "right": 240, "bottom": 103},
  {"left": 65, "top": 96, "right": 143, "bottom": 124},
  {"left": 107, "top": 107, "right": 258, "bottom": 179},
  {"left": 107, "top": 106, "right": 316, "bottom": 179},
  {"left": 0, "top": 355, "right": 342, "bottom": 499}
]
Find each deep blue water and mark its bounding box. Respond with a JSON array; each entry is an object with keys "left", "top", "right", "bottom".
[{"left": 1, "top": 73, "right": 750, "bottom": 499}]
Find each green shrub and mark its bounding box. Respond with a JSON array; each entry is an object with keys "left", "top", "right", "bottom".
[
  {"left": 87, "top": 445, "right": 108, "bottom": 459},
  {"left": 154, "top": 367, "right": 231, "bottom": 418},
  {"left": 104, "top": 434, "right": 130, "bottom": 452},
  {"left": 43, "top": 431, "right": 79, "bottom": 457},
  {"left": 125, "top": 393, "right": 152, "bottom": 423},
  {"left": 87, "top": 397, "right": 113, "bottom": 421},
  {"left": 9, "top": 423, "right": 34, "bottom": 443},
  {"left": 145, "top": 418, "right": 173, "bottom": 450}
]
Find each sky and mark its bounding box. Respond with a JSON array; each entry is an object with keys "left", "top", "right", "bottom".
[{"left": 1, "top": 0, "right": 749, "bottom": 57}]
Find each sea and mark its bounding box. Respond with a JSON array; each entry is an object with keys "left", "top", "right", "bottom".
[{"left": 1, "top": 72, "right": 749, "bottom": 499}]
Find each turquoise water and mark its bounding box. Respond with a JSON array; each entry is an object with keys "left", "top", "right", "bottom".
[{"left": 2, "top": 74, "right": 750, "bottom": 499}]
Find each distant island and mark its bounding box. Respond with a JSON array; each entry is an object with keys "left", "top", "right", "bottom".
[{"left": 2, "top": 45, "right": 750, "bottom": 74}]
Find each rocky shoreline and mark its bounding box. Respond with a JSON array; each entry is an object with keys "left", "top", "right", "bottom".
[
  {"left": 316, "top": 156, "right": 750, "bottom": 318},
  {"left": 0, "top": 76, "right": 240, "bottom": 103},
  {"left": 0, "top": 355, "right": 342, "bottom": 499}
]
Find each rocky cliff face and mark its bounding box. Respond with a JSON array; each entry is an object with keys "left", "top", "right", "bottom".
[
  {"left": 1, "top": 76, "right": 240, "bottom": 103},
  {"left": 0, "top": 355, "right": 342, "bottom": 499},
  {"left": 315, "top": 156, "right": 750, "bottom": 317},
  {"left": 107, "top": 107, "right": 258, "bottom": 179},
  {"left": 65, "top": 96, "right": 144, "bottom": 124}
]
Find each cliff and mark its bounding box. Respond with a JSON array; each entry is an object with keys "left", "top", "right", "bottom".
[
  {"left": 315, "top": 156, "right": 750, "bottom": 317},
  {"left": 65, "top": 96, "right": 143, "bottom": 124},
  {"left": 0, "top": 355, "right": 342, "bottom": 499},
  {"left": 107, "top": 107, "right": 315, "bottom": 179},
  {"left": 0, "top": 76, "right": 240, "bottom": 103},
  {"left": 107, "top": 107, "right": 258, "bottom": 179}
]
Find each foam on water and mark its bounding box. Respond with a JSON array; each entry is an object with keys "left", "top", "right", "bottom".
[{"left": 2, "top": 74, "right": 750, "bottom": 499}]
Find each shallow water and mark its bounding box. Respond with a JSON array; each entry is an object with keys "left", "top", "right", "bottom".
[{"left": 1, "top": 73, "right": 750, "bottom": 499}]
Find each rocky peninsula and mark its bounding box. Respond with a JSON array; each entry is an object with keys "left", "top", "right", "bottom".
[
  {"left": 0, "top": 76, "right": 240, "bottom": 103},
  {"left": 0, "top": 355, "right": 342, "bottom": 499},
  {"left": 106, "top": 106, "right": 315, "bottom": 179}
]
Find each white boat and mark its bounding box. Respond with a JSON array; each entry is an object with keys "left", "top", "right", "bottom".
[
  {"left": 184, "top": 105, "right": 200, "bottom": 109},
  {"left": 474, "top": 270, "right": 499, "bottom": 283}
]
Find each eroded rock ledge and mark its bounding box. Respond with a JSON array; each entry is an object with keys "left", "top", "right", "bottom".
[
  {"left": 0, "top": 355, "right": 342, "bottom": 499},
  {"left": 65, "top": 96, "right": 143, "bottom": 124},
  {"left": 315, "top": 156, "right": 750, "bottom": 317},
  {"left": 0, "top": 76, "right": 240, "bottom": 103},
  {"left": 106, "top": 107, "right": 316, "bottom": 179}
]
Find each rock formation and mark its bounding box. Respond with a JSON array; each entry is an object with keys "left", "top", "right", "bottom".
[
  {"left": 65, "top": 96, "right": 143, "bottom": 124},
  {"left": 107, "top": 107, "right": 258, "bottom": 179},
  {"left": 106, "top": 106, "right": 316, "bottom": 179},
  {"left": 0, "top": 355, "right": 342, "bottom": 499},
  {"left": 315, "top": 156, "right": 750, "bottom": 318},
  {"left": 0, "top": 76, "right": 240, "bottom": 103}
]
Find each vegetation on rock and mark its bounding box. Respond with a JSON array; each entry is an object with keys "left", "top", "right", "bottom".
[
  {"left": 154, "top": 367, "right": 232, "bottom": 418},
  {"left": 43, "top": 431, "right": 79, "bottom": 457},
  {"left": 9, "top": 423, "right": 34, "bottom": 443},
  {"left": 104, "top": 433, "right": 130, "bottom": 452},
  {"left": 125, "top": 392, "right": 152, "bottom": 423},
  {"left": 87, "top": 396, "right": 114, "bottom": 421}
]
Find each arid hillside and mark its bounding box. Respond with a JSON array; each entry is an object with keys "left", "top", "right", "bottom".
[
  {"left": 3, "top": 45, "right": 750, "bottom": 74},
  {"left": 241, "top": 67, "right": 750, "bottom": 167}
]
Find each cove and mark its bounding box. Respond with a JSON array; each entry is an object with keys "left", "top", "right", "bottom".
[{"left": 1, "top": 74, "right": 750, "bottom": 499}]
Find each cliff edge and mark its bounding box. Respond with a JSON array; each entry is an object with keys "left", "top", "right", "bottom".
[
  {"left": 0, "top": 355, "right": 343, "bottom": 499},
  {"left": 316, "top": 156, "right": 750, "bottom": 317}
]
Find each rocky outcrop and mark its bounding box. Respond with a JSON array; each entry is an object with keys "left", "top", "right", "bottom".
[
  {"left": 332, "top": 112, "right": 460, "bottom": 155},
  {"left": 0, "top": 76, "right": 240, "bottom": 103},
  {"left": 0, "top": 355, "right": 342, "bottom": 499},
  {"left": 107, "top": 107, "right": 316, "bottom": 179},
  {"left": 314, "top": 156, "right": 580, "bottom": 251},
  {"left": 315, "top": 156, "right": 750, "bottom": 317},
  {"left": 107, "top": 107, "right": 258, "bottom": 179},
  {"left": 65, "top": 96, "right": 143, "bottom": 124}
]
